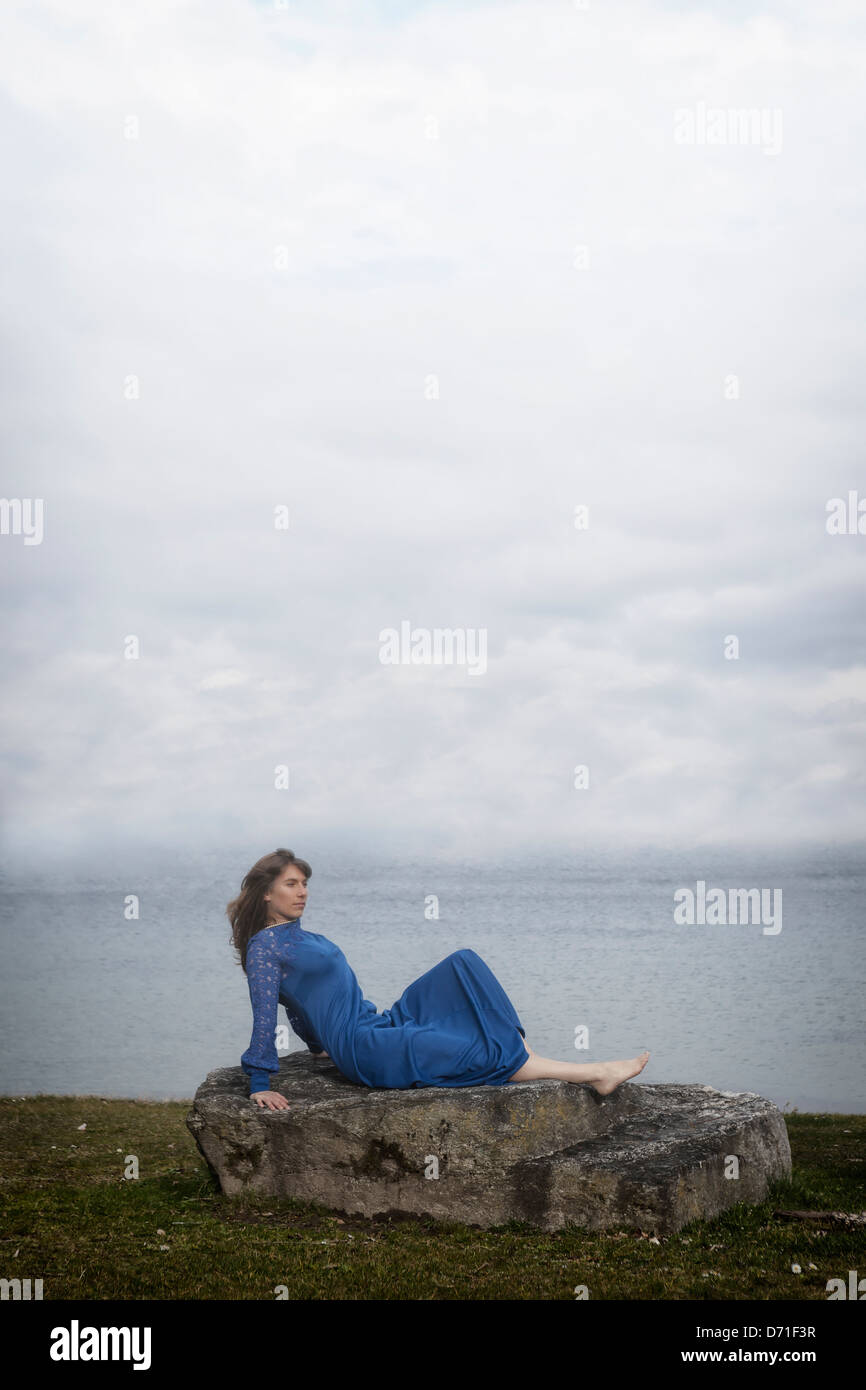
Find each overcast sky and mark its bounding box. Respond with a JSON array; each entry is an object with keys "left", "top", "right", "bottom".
[{"left": 1, "top": 0, "right": 864, "bottom": 867}]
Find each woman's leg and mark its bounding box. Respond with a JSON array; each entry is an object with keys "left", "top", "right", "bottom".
[{"left": 508, "top": 1048, "right": 650, "bottom": 1096}]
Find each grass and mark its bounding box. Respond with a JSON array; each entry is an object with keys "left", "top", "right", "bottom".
[{"left": 0, "top": 1097, "right": 863, "bottom": 1300}]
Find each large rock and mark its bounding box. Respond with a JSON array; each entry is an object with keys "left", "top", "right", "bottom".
[{"left": 185, "top": 1056, "right": 791, "bottom": 1233}]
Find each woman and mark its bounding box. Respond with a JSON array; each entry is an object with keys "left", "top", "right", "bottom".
[{"left": 228, "top": 848, "right": 650, "bottom": 1112}]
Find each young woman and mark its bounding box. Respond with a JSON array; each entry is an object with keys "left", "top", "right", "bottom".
[{"left": 228, "top": 848, "right": 650, "bottom": 1112}]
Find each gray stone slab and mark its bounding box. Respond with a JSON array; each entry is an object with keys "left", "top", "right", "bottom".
[
  {"left": 186, "top": 1056, "right": 791, "bottom": 1233},
  {"left": 510, "top": 1084, "right": 793, "bottom": 1232}
]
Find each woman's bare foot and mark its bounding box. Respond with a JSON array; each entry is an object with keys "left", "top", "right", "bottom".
[{"left": 590, "top": 1050, "right": 650, "bottom": 1096}]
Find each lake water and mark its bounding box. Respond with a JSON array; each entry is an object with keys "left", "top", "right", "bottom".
[{"left": 1, "top": 842, "right": 863, "bottom": 1112}]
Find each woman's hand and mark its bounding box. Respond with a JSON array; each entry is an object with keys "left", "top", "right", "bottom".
[{"left": 252, "top": 1090, "right": 290, "bottom": 1111}]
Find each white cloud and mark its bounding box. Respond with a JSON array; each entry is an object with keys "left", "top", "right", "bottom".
[{"left": 1, "top": 0, "right": 864, "bottom": 863}]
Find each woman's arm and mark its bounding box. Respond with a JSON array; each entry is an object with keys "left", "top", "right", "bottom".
[{"left": 240, "top": 932, "right": 283, "bottom": 1095}]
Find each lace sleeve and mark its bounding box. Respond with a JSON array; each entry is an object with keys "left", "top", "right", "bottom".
[{"left": 240, "top": 930, "right": 283, "bottom": 1094}]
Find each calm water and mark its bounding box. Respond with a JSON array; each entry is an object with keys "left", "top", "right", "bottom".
[{"left": 1, "top": 843, "right": 863, "bottom": 1112}]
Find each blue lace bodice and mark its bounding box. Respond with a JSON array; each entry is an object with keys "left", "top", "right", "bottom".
[{"left": 240, "top": 922, "right": 327, "bottom": 1092}]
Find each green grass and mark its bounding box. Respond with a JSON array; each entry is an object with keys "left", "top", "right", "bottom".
[{"left": 0, "top": 1097, "right": 863, "bottom": 1300}]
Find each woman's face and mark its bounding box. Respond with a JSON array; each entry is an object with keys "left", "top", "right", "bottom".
[{"left": 263, "top": 864, "right": 309, "bottom": 922}]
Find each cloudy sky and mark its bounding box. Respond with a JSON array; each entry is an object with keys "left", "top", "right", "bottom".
[{"left": 1, "top": 0, "right": 864, "bottom": 865}]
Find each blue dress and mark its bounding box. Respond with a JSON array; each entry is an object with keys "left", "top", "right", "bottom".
[{"left": 240, "top": 920, "right": 531, "bottom": 1094}]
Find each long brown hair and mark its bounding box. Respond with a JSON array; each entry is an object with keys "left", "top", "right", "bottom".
[{"left": 227, "top": 848, "right": 313, "bottom": 973}]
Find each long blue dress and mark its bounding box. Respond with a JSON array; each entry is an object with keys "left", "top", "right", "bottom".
[{"left": 240, "top": 919, "right": 531, "bottom": 1095}]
